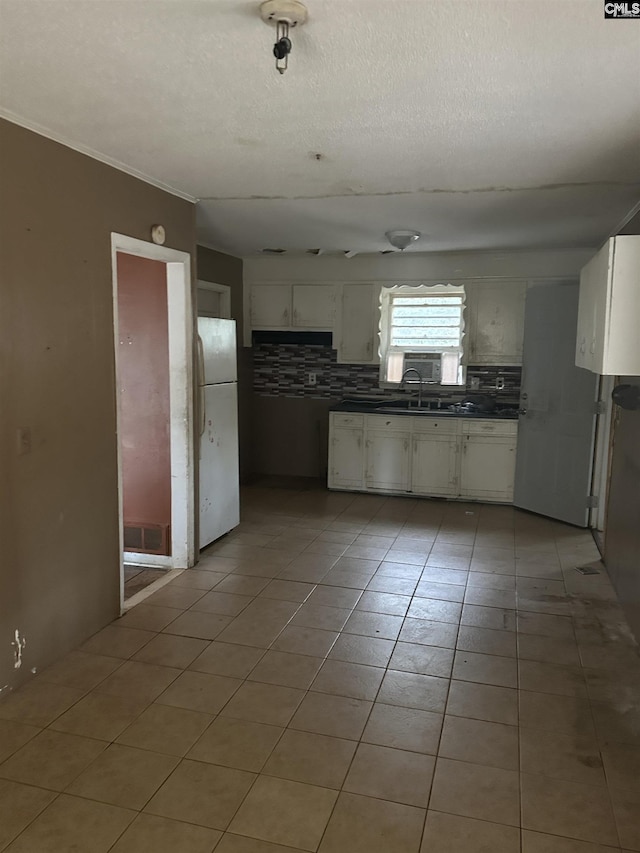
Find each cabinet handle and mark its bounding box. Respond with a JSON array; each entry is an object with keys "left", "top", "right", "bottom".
[
  {"left": 366, "top": 340, "right": 373, "bottom": 355},
  {"left": 356, "top": 436, "right": 362, "bottom": 448},
  {"left": 590, "top": 340, "right": 596, "bottom": 354},
  {"left": 403, "top": 439, "right": 409, "bottom": 451},
  {"left": 283, "top": 308, "right": 289, "bottom": 324},
  {"left": 293, "top": 309, "right": 298, "bottom": 324}
]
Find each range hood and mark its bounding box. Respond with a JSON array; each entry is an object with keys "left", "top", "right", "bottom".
[{"left": 252, "top": 330, "right": 333, "bottom": 346}]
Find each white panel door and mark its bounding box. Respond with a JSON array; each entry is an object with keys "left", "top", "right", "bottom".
[
  {"left": 200, "top": 382, "right": 239, "bottom": 548},
  {"left": 292, "top": 284, "right": 335, "bottom": 328},
  {"left": 466, "top": 281, "right": 526, "bottom": 365},
  {"left": 365, "top": 430, "right": 411, "bottom": 492},
  {"left": 329, "top": 427, "right": 365, "bottom": 489},
  {"left": 412, "top": 433, "right": 458, "bottom": 496},
  {"left": 460, "top": 434, "right": 517, "bottom": 501},
  {"left": 198, "top": 318, "right": 237, "bottom": 385},
  {"left": 514, "top": 282, "right": 598, "bottom": 527},
  {"left": 338, "top": 284, "right": 380, "bottom": 364},
  {"left": 250, "top": 284, "right": 291, "bottom": 327}
]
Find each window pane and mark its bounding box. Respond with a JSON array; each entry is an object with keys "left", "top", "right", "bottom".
[
  {"left": 393, "top": 317, "right": 459, "bottom": 327},
  {"left": 393, "top": 307, "right": 460, "bottom": 318},
  {"left": 389, "top": 292, "right": 464, "bottom": 350},
  {"left": 394, "top": 297, "right": 463, "bottom": 306},
  {"left": 391, "top": 338, "right": 457, "bottom": 344}
]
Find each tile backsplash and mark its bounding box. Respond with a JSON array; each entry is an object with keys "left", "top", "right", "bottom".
[{"left": 252, "top": 342, "right": 521, "bottom": 403}]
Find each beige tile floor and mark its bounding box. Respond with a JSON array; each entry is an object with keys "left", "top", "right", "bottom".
[{"left": 1, "top": 483, "right": 640, "bottom": 852}]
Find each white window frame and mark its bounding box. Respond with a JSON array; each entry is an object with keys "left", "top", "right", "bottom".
[{"left": 379, "top": 283, "right": 467, "bottom": 387}]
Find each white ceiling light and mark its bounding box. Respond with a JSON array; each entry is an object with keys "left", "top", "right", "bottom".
[
  {"left": 260, "top": 0, "right": 309, "bottom": 75},
  {"left": 385, "top": 230, "right": 421, "bottom": 251}
]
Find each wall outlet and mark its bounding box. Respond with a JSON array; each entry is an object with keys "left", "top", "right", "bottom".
[
  {"left": 308, "top": 372, "right": 317, "bottom": 386},
  {"left": 469, "top": 376, "right": 480, "bottom": 391},
  {"left": 496, "top": 376, "right": 505, "bottom": 390}
]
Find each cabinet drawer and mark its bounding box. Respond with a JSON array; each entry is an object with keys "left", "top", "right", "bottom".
[
  {"left": 463, "top": 420, "right": 518, "bottom": 437},
  {"left": 366, "top": 414, "right": 408, "bottom": 431},
  {"left": 332, "top": 413, "right": 364, "bottom": 428},
  {"left": 411, "top": 417, "right": 461, "bottom": 435}
]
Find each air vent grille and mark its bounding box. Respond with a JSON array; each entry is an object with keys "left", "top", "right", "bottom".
[{"left": 123, "top": 522, "right": 170, "bottom": 556}]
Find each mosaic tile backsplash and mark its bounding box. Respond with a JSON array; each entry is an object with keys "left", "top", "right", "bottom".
[{"left": 252, "top": 342, "right": 521, "bottom": 403}]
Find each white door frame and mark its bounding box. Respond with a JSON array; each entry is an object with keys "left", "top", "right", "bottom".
[
  {"left": 197, "top": 280, "right": 231, "bottom": 318},
  {"left": 111, "top": 234, "right": 195, "bottom": 610}
]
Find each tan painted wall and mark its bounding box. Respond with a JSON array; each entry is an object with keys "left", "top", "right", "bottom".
[{"left": 0, "top": 119, "right": 196, "bottom": 690}]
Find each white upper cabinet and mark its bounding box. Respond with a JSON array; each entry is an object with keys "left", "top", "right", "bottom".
[
  {"left": 337, "top": 283, "right": 380, "bottom": 364},
  {"left": 250, "top": 284, "right": 291, "bottom": 328},
  {"left": 465, "top": 281, "right": 526, "bottom": 365},
  {"left": 250, "top": 284, "right": 334, "bottom": 330},
  {"left": 576, "top": 236, "right": 640, "bottom": 376},
  {"left": 292, "top": 285, "right": 335, "bottom": 328}
]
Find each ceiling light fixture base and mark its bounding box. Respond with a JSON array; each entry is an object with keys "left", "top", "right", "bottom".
[{"left": 260, "top": 0, "right": 308, "bottom": 27}]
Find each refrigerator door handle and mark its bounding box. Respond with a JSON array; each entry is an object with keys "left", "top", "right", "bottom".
[
  {"left": 197, "top": 334, "right": 205, "bottom": 386},
  {"left": 200, "top": 386, "right": 206, "bottom": 436}
]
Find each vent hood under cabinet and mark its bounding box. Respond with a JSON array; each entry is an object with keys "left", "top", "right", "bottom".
[{"left": 576, "top": 235, "right": 640, "bottom": 376}]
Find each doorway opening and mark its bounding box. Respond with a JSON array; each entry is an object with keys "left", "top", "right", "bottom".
[
  {"left": 111, "top": 234, "right": 195, "bottom": 612},
  {"left": 197, "top": 280, "right": 231, "bottom": 319}
]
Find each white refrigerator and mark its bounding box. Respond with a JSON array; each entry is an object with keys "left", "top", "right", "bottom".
[{"left": 197, "top": 317, "right": 240, "bottom": 549}]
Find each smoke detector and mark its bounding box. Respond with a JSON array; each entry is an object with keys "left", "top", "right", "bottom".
[
  {"left": 260, "top": 0, "right": 309, "bottom": 74},
  {"left": 385, "top": 230, "right": 421, "bottom": 251}
]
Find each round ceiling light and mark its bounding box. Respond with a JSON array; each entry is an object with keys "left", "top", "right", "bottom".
[{"left": 385, "top": 230, "right": 421, "bottom": 251}]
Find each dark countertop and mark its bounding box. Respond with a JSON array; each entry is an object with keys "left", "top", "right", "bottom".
[{"left": 331, "top": 398, "right": 520, "bottom": 420}]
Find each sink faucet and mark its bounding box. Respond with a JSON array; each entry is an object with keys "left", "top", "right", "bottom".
[{"left": 401, "top": 368, "right": 423, "bottom": 409}]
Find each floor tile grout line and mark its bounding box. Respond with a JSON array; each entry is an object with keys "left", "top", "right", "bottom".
[
  {"left": 422, "top": 519, "right": 474, "bottom": 844},
  {"left": 6, "top": 490, "right": 625, "bottom": 850}
]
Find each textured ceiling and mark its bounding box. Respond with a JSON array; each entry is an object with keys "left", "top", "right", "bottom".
[{"left": 1, "top": 0, "right": 639, "bottom": 255}]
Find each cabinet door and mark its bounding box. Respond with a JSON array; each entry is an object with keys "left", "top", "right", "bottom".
[
  {"left": 328, "top": 426, "right": 365, "bottom": 490},
  {"left": 576, "top": 243, "right": 610, "bottom": 372},
  {"left": 250, "top": 285, "right": 291, "bottom": 328},
  {"left": 460, "top": 434, "right": 517, "bottom": 501},
  {"left": 466, "top": 281, "right": 526, "bottom": 365},
  {"left": 602, "top": 236, "right": 640, "bottom": 375},
  {"left": 412, "top": 433, "right": 459, "bottom": 497},
  {"left": 337, "top": 284, "right": 380, "bottom": 364},
  {"left": 292, "top": 285, "right": 335, "bottom": 329},
  {"left": 365, "top": 430, "right": 411, "bottom": 492}
]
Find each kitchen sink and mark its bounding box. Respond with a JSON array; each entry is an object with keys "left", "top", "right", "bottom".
[{"left": 374, "top": 406, "right": 458, "bottom": 416}]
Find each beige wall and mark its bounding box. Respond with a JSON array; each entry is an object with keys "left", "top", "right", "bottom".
[
  {"left": 251, "top": 397, "right": 332, "bottom": 480},
  {"left": 196, "top": 245, "right": 251, "bottom": 483},
  {"left": 0, "top": 119, "right": 196, "bottom": 690}
]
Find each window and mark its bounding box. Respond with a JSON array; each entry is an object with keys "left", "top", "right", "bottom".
[{"left": 379, "top": 284, "right": 466, "bottom": 386}]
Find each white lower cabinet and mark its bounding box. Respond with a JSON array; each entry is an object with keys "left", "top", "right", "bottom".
[
  {"left": 328, "top": 415, "right": 365, "bottom": 490},
  {"left": 413, "top": 427, "right": 459, "bottom": 497},
  {"left": 328, "top": 412, "right": 517, "bottom": 502},
  {"left": 365, "top": 418, "right": 411, "bottom": 492},
  {"left": 459, "top": 422, "right": 517, "bottom": 502}
]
